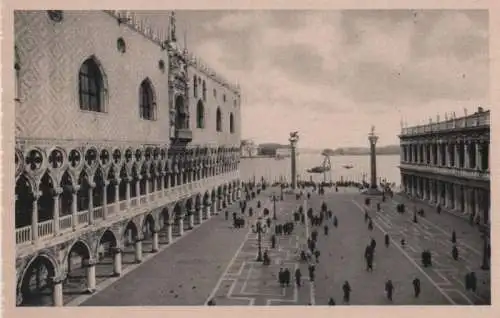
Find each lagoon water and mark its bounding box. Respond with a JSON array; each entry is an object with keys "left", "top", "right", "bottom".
[{"left": 240, "top": 154, "right": 401, "bottom": 185}]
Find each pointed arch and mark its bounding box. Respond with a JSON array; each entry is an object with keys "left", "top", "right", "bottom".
[
  {"left": 196, "top": 100, "right": 205, "bottom": 129},
  {"left": 229, "top": 112, "right": 235, "bottom": 134},
  {"left": 139, "top": 77, "right": 157, "bottom": 120},
  {"left": 78, "top": 55, "right": 107, "bottom": 112},
  {"left": 15, "top": 175, "right": 33, "bottom": 228},
  {"left": 216, "top": 107, "right": 222, "bottom": 132}
]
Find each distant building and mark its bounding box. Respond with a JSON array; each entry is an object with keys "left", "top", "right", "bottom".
[{"left": 398, "top": 107, "right": 490, "bottom": 225}]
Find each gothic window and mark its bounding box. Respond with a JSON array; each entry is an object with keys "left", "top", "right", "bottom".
[
  {"left": 117, "top": 37, "right": 126, "bottom": 53},
  {"left": 216, "top": 107, "right": 222, "bottom": 132},
  {"left": 230, "top": 112, "right": 235, "bottom": 134},
  {"left": 79, "top": 57, "right": 106, "bottom": 112},
  {"left": 193, "top": 75, "right": 198, "bottom": 98},
  {"left": 14, "top": 45, "right": 20, "bottom": 101},
  {"left": 139, "top": 78, "right": 156, "bottom": 120},
  {"left": 202, "top": 80, "right": 206, "bottom": 101},
  {"left": 196, "top": 100, "right": 205, "bottom": 129}
]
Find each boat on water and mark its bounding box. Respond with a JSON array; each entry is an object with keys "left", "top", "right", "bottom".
[
  {"left": 342, "top": 164, "right": 354, "bottom": 169},
  {"left": 307, "top": 166, "right": 331, "bottom": 173}
]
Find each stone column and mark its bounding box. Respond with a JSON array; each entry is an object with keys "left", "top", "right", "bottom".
[
  {"left": 86, "top": 259, "right": 96, "bottom": 293},
  {"left": 31, "top": 194, "right": 39, "bottom": 242},
  {"left": 126, "top": 177, "right": 132, "bottom": 208},
  {"left": 71, "top": 186, "right": 79, "bottom": 229},
  {"left": 368, "top": 127, "right": 379, "bottom": 190},
  {"left": 135, "top": 239, "right": 143, "bottom": 263},
  {"left": 290, "top": 133, "right": 299, "bottom": 189},
  {"left": 474, "top": 188, "right": 481, "bottom": 220},
  {"left": 114, "top": 179, "right": 120, "bottom": 211},
  {"left": 188, "top": 209, "right": 195, "bottom": 229},
  {"left": 178, "top": 216, "right": 184, "bottom": 236},
  {"left": 167, "top": 220, "right": 174, "bottom": 243},
  {"left": 88, "top": 183, "right": 95, "bottom": 225},
  {"left": 454, "top": 143, "right": 460, "bottom": 168},
  {"left": 197, "top": 205, "right": 203, "bottom": 224},
  {"left": 145, "top": 174, "right": 150, "bottom": 202},
  {"left": 135, "top": 178, "right": 141, "bottom": 200},
  {"left": 475, "top": 142, "right": 482, "bottom": 170},
  {"left": 102, "top": 181, "right": 109, "bottom": 220},
  {"left": 204, "top": 203, "right": 211, "bottom": 219},
  {"left": 464, "top": 142, "right": 470, "bottom": 169},
  {"left": 436, "top": 142, "right": 442, "bottom": 166},
  {"left": 112, "top": 247, "right": 122, "bottom": 276},
  {"left": 53, "top": 187, "right": 62, "bottom": 235},
  {"left": 152, "top": 230, "right": 159, "bottom": 252},
  {"left": 51, "top": 276, "right": 64, "bottom": 307},
  {"left": 454, "top": 184, "right": 460, "bottom": 211}
]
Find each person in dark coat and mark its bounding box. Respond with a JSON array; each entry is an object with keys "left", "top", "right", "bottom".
[
  {"left": 452, "top": 245, "right": 459, "bottom": 261},
  {"left": 465, "top": 272, "right": 471, "bottom": 291},
  {"left": 437, "top": 204, "right": 441, "bottom": 214},
  {"left": 470, "top": 272, "right": 477, "bottom": 292},
  {"left": 307, "top": 192, "right": 311, "bottom": 199},
  {"left": 328, "top": 297, "right": 336, "bottom": 305},
  {"left": 370, "top": 238, "right": 377, "bottom": 251},
  {"left": 284, "top": 268, "right": 291, "bottom": 287},
  {"left": 365, "top": 245, "right": 374, "bottom": 272},
  {"left": 412, "top": 278, "right": 421, "bottom": 298},
  {"left": 452, "top": 230, "right": 457, "bottom": 243},
  {"left": 333, "top": 216, "right": 338, "bottom": 227},
  {"left": 207, "top": 299, "right": 216, "bottom": 306},
  {"left": 365, "top": 210, "right": 369, "bottom": 222},
  {"left": 225, "top": 210, "right": 229, "bottom": 220},
  {"left": 314, "top": 249, "right": 321, "bottom": 263},
  {"left": 271, "top": 234, "right": 276, "bottom": 249},
  {"left": 368, "top": 219, "right": 374, "bottom": 231},
  {"left": 295, "top": 268, "right": 302, "bottom": 287},
  {"left": 342, "top": 281, "right": 351, "bottom": 304},
  {"left": 278, "top": 268, "right": 285, "bottom": 287},
  {"left": 384, "top": 233, "right": 390, "bottom": 247},
  {"left": 308, "top": 264, "right": 315, "bottom": 282},
  {"left": 324, "top": 224, "right": 329, "bottom": 236},
  {"left": 377, "top": 202, "right": 381, "bottom": 211},
  {"left": 385, "top": 280, "right": 394, "bottom": 301},
  {"left": 266, "top": 217, "right": 271, "bottom": 228}
]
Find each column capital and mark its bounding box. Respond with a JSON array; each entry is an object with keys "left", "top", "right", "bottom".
[
  {"left": 72, "top": 185, "right": 81, "bottom": 193},
  {"left": 52, "top": 187, "right": 63, "bottom": 196},
  {"left": 110, "top": 247, "right": 122, "bottom": 254},
  {"left": 83, "top": 258, "right": 97, "bottom": 267},
  {"left": 50, "top": 275, "right": 65, "bottom": 285}
]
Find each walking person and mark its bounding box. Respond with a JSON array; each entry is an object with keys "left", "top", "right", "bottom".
[
  {"left": 328, "top": 297, "right": 336, "bottom": 305},
  {"left": 324, "top": 224, "right": 329, "bottom": 236},
  {"left": 284, "top": 268, "right": 291, "bottom": 287},
  {"left": 308, "top": 264, "right": 316, "bottom": 282},
  {"left": 412, "top": 278, "right": 421, "bottom": 298},
  {"left": 384, "top": 233, "right": 390, "bottom": 248},
  {"left": 295, "top": 268, "right": 302, "bottom": 287},
  {"left": 470, "top": 272, "right": 477, "bottom": 292},
  {"left": 368, "top": 219, "right": 373, "bottom": 231},
  {"left": 314, "top": 249, "right": 321, "bottom": 263},
  {"left": 271, "top": 234, "right": 276, "bottom": 249},
  {"left": 333, "top": 216, "right": 338, "bottom": 228},
  {"left": 278, "top": 268, "right": 285, "bottom": 288},
  {"left": 385, "top": 280, "right": 394, "bottom": 301},
  {"left": 342, "top": 281, "right": 351, "bottom": 304},
  {"left": 225, "top": 210, "right": 229, "bottom": 220},
  {"left": 452, "top": 244, "right": 459, "bottom": 261},
  {"left": 451, "top": 230, "right": 457, "bottom": 243}
]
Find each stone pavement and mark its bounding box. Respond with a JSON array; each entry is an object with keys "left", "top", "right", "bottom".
[
  {"left": 208, "top": 195, "right": 313, "bottom": 306},
  {"left": 308, "top": 191, "right": 449, "bottom": 305},
  {"left": 354, "top": 194, "right": 490, "bottom": 305},
  {"left": 72, "top": 188, "right": 275, "bottom": 306}
]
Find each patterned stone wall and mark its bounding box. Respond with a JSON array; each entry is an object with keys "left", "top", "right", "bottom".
[{"left": 14, "top": 11, "right": 171, "bottom": 143}]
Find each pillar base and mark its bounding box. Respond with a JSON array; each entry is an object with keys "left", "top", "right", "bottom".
[
  {"left": 86, "top": 288, "right": 96, "bottom": 294},
  {"left": 152, "top": 248, "right": 159, "bottom": 253},
  {"left": 112, "top": 272, "right": 121, "bottom": 277}
]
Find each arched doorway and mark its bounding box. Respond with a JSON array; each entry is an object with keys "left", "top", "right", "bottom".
[
  {"left": 15, "top": 175, "right": 34, "bottom": 243},
  {"left": 63, "top": 241, "right": 92, "bottom": 298},
  {"left": 18, "top": 255, "right": 57, "bottom": 306},
  {"left": 141, "top": 214, "right": 156, "bottom": 253},
  {"left": 122, "top": 221, "right": 139, "bottom": 265},
  {"left": 96, "top": 229, "right": 118, "bottom": 278}
]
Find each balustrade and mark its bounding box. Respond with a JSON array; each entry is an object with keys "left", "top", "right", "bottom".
[
  {"left": 16, "top": 172, "right": 240, "bottom": 247},
  {"left": 59, "top": 215, "right": 73, "bottom": 231}
]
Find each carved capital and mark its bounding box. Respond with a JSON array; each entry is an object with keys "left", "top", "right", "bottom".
[
  {"left": 110, "top": 247, "right": 122, "bottom": 254},
  {"left": 72, "top": 185, "right": 81, "bottom": 193},
  {"left": 53, "top": 187, "right": 63, "bottom": 196}
]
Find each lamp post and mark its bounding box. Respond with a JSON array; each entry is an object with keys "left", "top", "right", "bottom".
[
  {"left": 254, "top": 218, "right": 264, "bottom": 261},
  {"left": 272, "top": 194, "right": 277, "bottom": 220}
]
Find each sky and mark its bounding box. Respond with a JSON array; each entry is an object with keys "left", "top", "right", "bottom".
[{"left": 138, "top": 10, "right": 489, "bottom": 148}]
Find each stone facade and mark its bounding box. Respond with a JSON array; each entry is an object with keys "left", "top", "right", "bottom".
[
  {"left": 14, "top": 10, "right": 242, "bottom": 306},
  {"left": 399, "top": 107, "right": 490, "bottom": 224}
]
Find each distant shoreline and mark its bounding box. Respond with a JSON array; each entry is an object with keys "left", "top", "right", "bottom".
[{"left": 241, "top": 153, "right": 399, "bottom": 159}]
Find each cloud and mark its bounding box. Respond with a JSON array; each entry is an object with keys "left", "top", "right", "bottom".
[{"left": 162, "top": 10, "right": 489, "bottom": 148}]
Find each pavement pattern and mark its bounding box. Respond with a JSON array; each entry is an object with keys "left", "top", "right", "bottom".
[{"left": 73, "top": 186, "right": 490, "bottom": 306}]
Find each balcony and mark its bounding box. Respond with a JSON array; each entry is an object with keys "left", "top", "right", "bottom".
[
  {"left": 399, "top": 163, "right": 490, "bottom": 182},
  {"left": 15, "top": 170, "right": 239, "bottom": 250},
  {"left": 174, "top": 128, "right": 193, "bottom": 142}
]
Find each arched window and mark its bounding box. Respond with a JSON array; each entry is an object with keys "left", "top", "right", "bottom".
[
  {"left": 202, "top": 80, "right": 207, "bottom": 101},
  {"left": 14, "top": 45, "right": 21, "bottom": 101},
  {"left": 79, "top": 57, "right": 106, "bottom": 112},
  {"left": 193, "top": 75, "right": 198, "bottom": 98},
  {"left": 216, "top": 107, "right": 222, "bottom": 132},
  {"left": 139, "top": 78, "right": 156, "bottom": 120},
  {"left": 230, "top": 112, "right": 235, "bottom": 134},
  {"left": 196, "top": 100, "right": 205, "bottom": 129}
]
